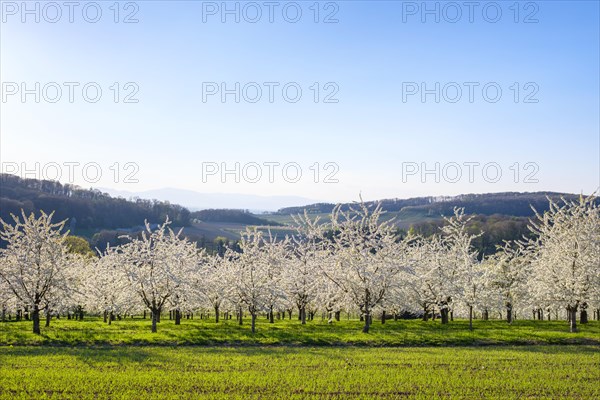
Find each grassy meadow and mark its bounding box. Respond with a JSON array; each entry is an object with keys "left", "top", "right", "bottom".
[{"left": 0, "top": 345, "right": 598, "bottom": 399}]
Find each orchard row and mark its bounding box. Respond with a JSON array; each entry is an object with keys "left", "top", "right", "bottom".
[{"left": 1, "top": 196, "right": 598, "bottom": 334}]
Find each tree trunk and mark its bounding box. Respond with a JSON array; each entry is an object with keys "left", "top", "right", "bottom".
[
  {"left": 362, "top": 311, "right": 371, "bottom": 333},
  {"left": 108, "top": 311, "right": 113, "bottom": 325},
  {"left": 569, "top": 306, "right": 578, "bottom": 333},
  {"left": 506, "top": 303, "right": 513, "bottom": 324},
  {"left": 45, "top": 306, "right": 51, "bottom": 328},
  {"left": 32, "top": 304, "right": 41, "bottom": 335},
  {"left": 238, "top": 307, "right": 243, "bottom": 325},
  {"left": 362, "top": 291, "right": 372, "bottom": 333},
  {"left": 251, "top": 313, "right": 256, "bottom": 333},
  {"left": 151, "top": 309, "right": 158, "bottom": 333},
  {"left": 440, "top": 308, "right": 449, "bottom": 324},
  {"left": 381, "top": 310, "right": 386, "bottom": 324},
  {"left": 468, "top": 306, "right": 473, "bottom": 331},
  {"left": 580, "top": 304, "right": 588, "bottom": 324},
  {"left": 300, "top": 306, "right": 306, "bottom": 325},
  {"left": 175, "top": 309, "right": 181, "bottom": 325},
  {"left": 269, "top": 307, "right": 274, "bottom": 324},
  {"left": 214, "top": 305, "right": 220, "bottom": 323},
  {"left": 422, "top": 305, "right": 429, "bottom": 321},
  {"left": 482, "top": 309, "right": 489, "bottom": 321}
]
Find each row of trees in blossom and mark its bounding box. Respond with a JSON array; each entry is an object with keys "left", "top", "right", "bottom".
[{"left": 1, "top": 196, "right": 598, "bottom": 334}]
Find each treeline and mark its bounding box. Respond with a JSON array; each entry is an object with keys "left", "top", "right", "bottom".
[
  {"left": 276, "top": 192, "right": 582, "bottom": 216},
  {"left": 403, "top": 192, "right": 584, "bottom": 217},
  {"left": 409, "top": 214, "right": 533, "bottom": 257},
  {"left": 191, "top": 209, "right": 281, "bottom": 226},
  {"left": 0, "top": 174, "right": 191, "bottom": 230}
]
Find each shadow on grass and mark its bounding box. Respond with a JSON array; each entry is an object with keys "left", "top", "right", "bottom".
[{"left": 1, "top": 318, "right": 599, "bottom": 347}]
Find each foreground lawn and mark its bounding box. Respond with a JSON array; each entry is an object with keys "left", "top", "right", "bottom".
[
  {"left": 1, "top": 317, "right": 598, "bottom": 346},
  {"left": 0, "top": 345, "right": 598, "bottom": 399}
]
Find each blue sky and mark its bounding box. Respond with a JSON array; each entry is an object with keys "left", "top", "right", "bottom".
[{"left": 1, "top": 0, "right": 598, "bottom": 203}]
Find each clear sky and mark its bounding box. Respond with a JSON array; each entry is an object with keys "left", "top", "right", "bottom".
[{"left": 1, "top": 0, "right": 599, "bottom": 203}]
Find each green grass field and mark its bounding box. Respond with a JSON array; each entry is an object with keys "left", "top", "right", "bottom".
[
  {"left": 2, "top": 318, "right": 598, "bottom": 398},
  {"left": 0, "top": 345, "right": 598, "bottom": 399},
  {"left": 1, "top": 317, "right": 599, "bottom": 346}
]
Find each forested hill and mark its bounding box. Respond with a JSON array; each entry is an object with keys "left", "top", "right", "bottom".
[
  {"left": 276, "top": 192, "right": 583, "bottom": 217},
  {"left": 0, "top": 174, "right": 191, "bottom": 229}
]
